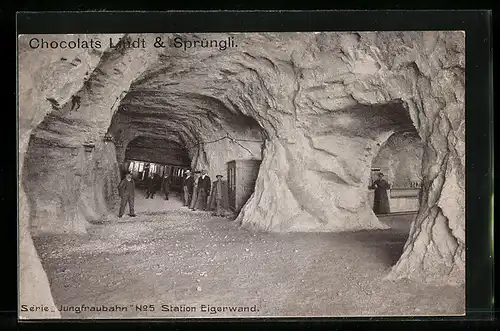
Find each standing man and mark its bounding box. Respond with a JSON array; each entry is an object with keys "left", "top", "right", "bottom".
[
  {"left": 161, "top": 173, "right": 171, "bottom": 201},
  {"left": 118, "top": 172, "right": 136, "bottom": 218},
  {"left": 208, "top": 174, "right": 227, "bottom": 216},
  {"left": 370, "top": 172, "right": 391, "bottom": 214},
  {"left": 192, "top": 170, "right": 211, "bottom": 211},
  {"left": 182, "top": 170, "right": 194, "bottom": 206}
]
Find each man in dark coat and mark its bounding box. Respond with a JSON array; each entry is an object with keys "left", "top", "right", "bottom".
[
  {"left": 182, "top": 170, "right": 194, "bottom": 206},
  {"left": 370, "top": 173, "right": 391, "bottom": 214},
  {"left": 145, "top": 172, "right": 157, "bottom": 199},
  {"left": 154, "top": 173, "right": 161, "bottom": 191},
  {"left": 208, "top": 174, "right": 229, "bottom": 216},
  {"left": 118, "top": 172, "right": 136, "bottom": 217},
  {"left": 161, "top": 173, "right": 171, "bottom": 200},
  {"left": 192, "top": 170, "right": 211, "bottom": 211}
]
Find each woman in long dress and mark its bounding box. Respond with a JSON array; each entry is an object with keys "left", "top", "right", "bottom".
[{"left": 370, "top": 173, "right": 391, "bottom": 214}]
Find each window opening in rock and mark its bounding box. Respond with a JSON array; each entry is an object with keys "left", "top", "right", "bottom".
[{"left": 369, "top": 130, "right": 423, "bottom": 218}]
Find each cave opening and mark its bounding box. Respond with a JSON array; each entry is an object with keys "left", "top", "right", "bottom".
[
  {"left": 369, "top": 129, "right": 424, "bottom": 229},
  {"left": 121, "top": 136, "right": 192, "bottom": 211},
  {"left": 358, "top": 128, "right": 426, "bottom": 269},
  {"left": 370, "top": 130, "right": 423, "bottom": 210},
  {"left": 105, "top": 88, "right": 267, "bottom": 218},
  {"left": 345, "top": 100, "right": 425, "bottom": 269}
]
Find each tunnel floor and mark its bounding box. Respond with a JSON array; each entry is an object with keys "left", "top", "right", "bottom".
[{"left": 33, "top": 191, "right": 464, "bottom": 318}]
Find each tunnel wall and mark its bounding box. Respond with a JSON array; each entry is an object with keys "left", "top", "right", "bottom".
[
  {"left": 23, "top": 136, "right": 121, "bottom": 234},
  {"left": 21, "top": 34, "right": 159, "bottom": 234},
  {"left": 17, "top": 34, "right": 114, "bottom": 318}
]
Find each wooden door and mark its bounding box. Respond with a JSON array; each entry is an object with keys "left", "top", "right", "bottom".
[{"left": 227, "top": 162, "right": 236, "bottom": 210}]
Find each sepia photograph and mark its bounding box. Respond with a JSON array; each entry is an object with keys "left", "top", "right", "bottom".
[{"left": 18, "top": 30, "right": 466, "bottom": 319}]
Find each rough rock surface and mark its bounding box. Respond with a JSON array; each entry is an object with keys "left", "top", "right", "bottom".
[
  {"left": 18, "top": 33, "right": 117, "bottom": 318},
  {"left": 19, "top": 31, "right": 465, "bottom": 316}
]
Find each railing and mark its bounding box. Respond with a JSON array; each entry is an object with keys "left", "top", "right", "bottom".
[
  {"left": 367, "top": 188, "right": 420, "bottom": 213},
  {"left": 389, "top": 188, "right": 420, "bottom": 198}
]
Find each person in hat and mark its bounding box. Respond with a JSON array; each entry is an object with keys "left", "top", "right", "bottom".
[
  {"left": 182, "top": 170, "right": 194, "bottom": 206},
  {"left": 192, "top": 169, "right": 211, "bottom": 211},
  {"left": 370, "top": 172, "right": 391, "bottom": 214},
  {"left": 145, "top": 171, "right": 157, "bottom": 199},
  {"left": 118, "top": 172, "right": 136, "bottom": 218},
  {"left": 208, "top": 174, "right": 228, "bottom": 217}
]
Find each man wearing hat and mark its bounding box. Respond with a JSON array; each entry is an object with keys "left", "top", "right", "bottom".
[
  {"left": 208, "top": 174, "right": 228, "bottom": 217},
  {"left": 192, "top": 169, "right": 211, "bottom": 211},
  {"left": 145, "top": 171, "right": 157, "bottom": 199},
  {"left": 117, "top": 172, "right": 136, "bottom": 218},
  {"left": 182, "top": 170, "right": 194, "bottom": 206},
  {"left": 370, "top": 172, "right": 391, "bottom": 214}
]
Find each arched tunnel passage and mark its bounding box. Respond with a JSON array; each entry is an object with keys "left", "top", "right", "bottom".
[
  {"left": 353, "top": 100, "right": 425, "bottom": 230},
  {"left": 105, "top": 80, "right": 267, "bottom": 217},
  {"left": 18, "top": 32, "right": 465, "bottom": 319}
]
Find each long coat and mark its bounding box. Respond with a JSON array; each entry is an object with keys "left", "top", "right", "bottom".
[
  {"left": 197, "top": 175, "right": 211, "bottom": 195},
  {"left": 183, "top": 176, "right": 195, "bottom": 193},
  {"left": 208, "top": 179, "right": 230, "bottom": 211},
  {"left": 146, "top": 176, "right": 157, "bottom": 192},
  {"left": 371, "top": 179, "right": 391, "bottom": 214}
]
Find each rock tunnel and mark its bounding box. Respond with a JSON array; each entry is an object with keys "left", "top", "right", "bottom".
[{"left": 18, "top": 31, "right": 465, "bottom": 316}]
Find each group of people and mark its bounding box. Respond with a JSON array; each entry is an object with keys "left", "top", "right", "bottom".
[
  {"left": 117, "top": 169, "right": 227, "bottom": 218},
  {"left": 144, "top": 172, "right": 172, "bottom": 200},
  {"left": 181, "top": 169, "right": 227, "bottom": 216},
  {"left": 117, "top": 168, "right": 392, "bottom": 218},
  {"left": 181, "top": 169, "right": 210, "bottom": 211}
]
